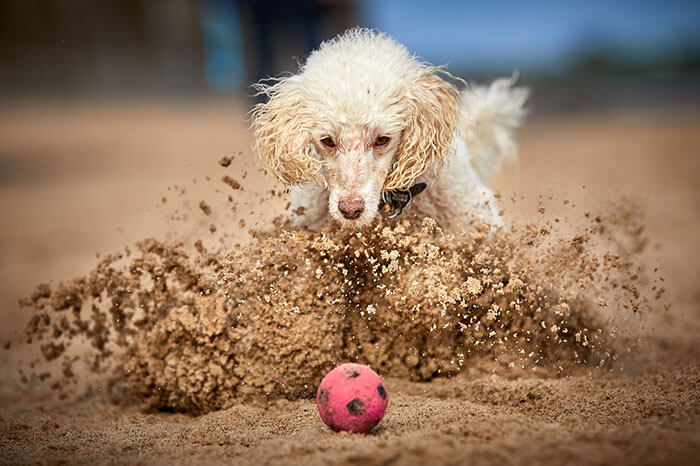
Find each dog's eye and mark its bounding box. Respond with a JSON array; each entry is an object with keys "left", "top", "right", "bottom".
[
  {"left": 375, "top": 136, "right": 390, "bottom": 147},
  {"left": 321, "top": 137, "right": 336, "bottom": 148}
]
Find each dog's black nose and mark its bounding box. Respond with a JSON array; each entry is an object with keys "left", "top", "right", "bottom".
[{"left": 338, "top": 198, "right": 365, "bottom": 220}]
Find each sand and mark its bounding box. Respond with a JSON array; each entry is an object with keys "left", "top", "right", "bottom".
[{"left": 1, "top": 103, "right": 699, "bottom": 465}]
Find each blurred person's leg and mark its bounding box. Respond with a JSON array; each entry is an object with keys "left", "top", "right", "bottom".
[
  {"left": 236, "top": 0, "right": 355, "bottom": 105},
  {"left": 199, "top": 0, "right": 245, "bottom": 93}
]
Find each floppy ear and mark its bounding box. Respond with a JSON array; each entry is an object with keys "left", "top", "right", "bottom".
[
  {"left": 384, "top": 70, "right": 460, "bottom": 191},
  {"left": 251, "top": 77, "right": 322, "bottom": 186}
]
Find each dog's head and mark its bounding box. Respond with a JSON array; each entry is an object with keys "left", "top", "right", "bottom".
[{"left": 252, "top": 28, "right": 460, "bottom": 227}]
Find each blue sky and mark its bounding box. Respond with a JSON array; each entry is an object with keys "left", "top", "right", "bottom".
[{"left": 359, "top": 0, "right": 700, "bottom": 71}]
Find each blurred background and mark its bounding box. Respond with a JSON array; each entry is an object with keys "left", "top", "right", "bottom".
[
  {"left": 1, "top": 0, "right": 699, "bottom": 112},
  {"left": 0, "top": 0, "right": 699, "bottom": 343}
]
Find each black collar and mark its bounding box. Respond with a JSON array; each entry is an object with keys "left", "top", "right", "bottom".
[{"left": 380, "top": 182, "right": 427, "bottom": 219}]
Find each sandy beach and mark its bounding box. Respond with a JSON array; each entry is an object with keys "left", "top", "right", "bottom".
[{"left": 0, "top": 103, "right": 698, "bottom": 465}]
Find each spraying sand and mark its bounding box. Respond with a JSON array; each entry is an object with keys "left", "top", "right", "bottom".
[{"left": 20, "top": 195, "right": 652, "bottom": 413}]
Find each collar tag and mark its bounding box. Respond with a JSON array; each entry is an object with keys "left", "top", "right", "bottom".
[{"left": 380, "top": 182, "right": 427, "bottom": 219}]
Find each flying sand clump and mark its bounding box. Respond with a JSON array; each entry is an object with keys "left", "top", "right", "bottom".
[{"left": 19, "top": 196, "right": 653, "bottom": 413}]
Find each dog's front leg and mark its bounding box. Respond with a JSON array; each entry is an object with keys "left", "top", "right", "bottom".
[{"left": 288, "top": 185, "right": 330, "bottom": 231}]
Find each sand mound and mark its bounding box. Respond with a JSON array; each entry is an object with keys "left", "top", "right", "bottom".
[{"left": 19, "top": 197, "right": 655, "bottom": 413}]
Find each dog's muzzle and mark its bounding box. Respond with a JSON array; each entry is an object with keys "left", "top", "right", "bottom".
[{"left": 379, "top": 182, "right": 427, "bottom": 219}]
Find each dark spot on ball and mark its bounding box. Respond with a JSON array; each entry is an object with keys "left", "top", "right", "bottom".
[
  {"left": 346, "top": 398, "right": 366, "bottom": 416},
  {"left": 348, "top": 370, "right": 361, "bottom": 378},
  {"left": 377, "top": 384, "right": 386, "bottom": 399},
  {"left": 318, "top": 389, "right": 329, "bottom": 405}
]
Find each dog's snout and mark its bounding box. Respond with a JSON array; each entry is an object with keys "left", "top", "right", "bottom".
[{"left": 338, "top": 198, "right": 365, "bottom": 220}]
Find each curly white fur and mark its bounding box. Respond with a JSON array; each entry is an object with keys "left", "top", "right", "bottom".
[
  {"left": 251, "top": 28, "right": 527, "bottom": 231},
  {"left": 462, "top": 75, "right": 530, "bottom": 184}
]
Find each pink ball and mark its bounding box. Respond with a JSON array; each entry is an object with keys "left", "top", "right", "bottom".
[{"left": 316, "top": 363, "right": 388, "bottom": 433}]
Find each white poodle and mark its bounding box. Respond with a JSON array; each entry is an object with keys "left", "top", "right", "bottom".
[{"left": 252, "top": 28, "right": 528, "bottom": 231}]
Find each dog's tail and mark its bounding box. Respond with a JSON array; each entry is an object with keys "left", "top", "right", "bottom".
[{"left": 460, "top": 75, "right": 529, "bottom": 184}]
